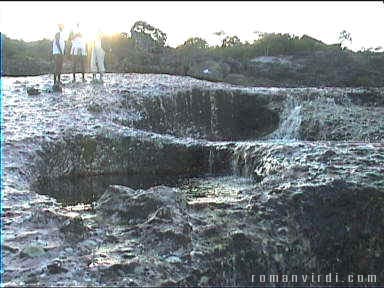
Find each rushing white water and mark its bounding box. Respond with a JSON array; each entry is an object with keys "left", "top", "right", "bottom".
[
  {"left": 231, "top": 95, "right": 302, "bottom": 179},
  {"left": 210, "top": 93, "right": 218, "bottom": 138},
  {"left": 276, "top": 104, "right": 302, "bottom": 140},
  {"left": 269, "top": 97, "right": 302, "bottom": 141},
  {"left": 208, "top": 148, "right": 214, "bottom": 174}
]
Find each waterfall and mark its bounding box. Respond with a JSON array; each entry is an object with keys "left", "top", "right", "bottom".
[
  {"left": 269, "top": 97, "right": 302, "bottom": 141},
  {"left": 210, "top": 93, "right": 218, "bottom": 139},
  {"left": 231, "top": 142, "right": 258, "bottom": 179},
  {"left": 208, "top": 148, "right": 214, "bottom": 175}
]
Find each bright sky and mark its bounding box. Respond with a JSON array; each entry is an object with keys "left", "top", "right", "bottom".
[{"left": 1, "top": 1, "right": 383, "bottom": 51}]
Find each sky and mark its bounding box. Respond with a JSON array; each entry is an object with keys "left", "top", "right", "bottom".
[{"left": 1, "top": 1, "right": 384, "bottom": 51}]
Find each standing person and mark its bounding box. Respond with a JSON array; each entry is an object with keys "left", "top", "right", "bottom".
[
  {"left": 69, "top": 22, "right": 87, "bottom": 82},
  {"left": 52, "top": 23, "right": 65, "bottom": 86},
  {"left": 90, "top": 30, "right": 106, "bottom": 82}
]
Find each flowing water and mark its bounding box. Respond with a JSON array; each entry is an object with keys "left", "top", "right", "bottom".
[
  {"left": 266, "top": 96, "right": 302, "bottom": 141},
  {"left": 2, "top": 73, "right": 384, "bottom": 286},
  {"left": 3, "top": 73, "right": 382, "bottom": 206}
]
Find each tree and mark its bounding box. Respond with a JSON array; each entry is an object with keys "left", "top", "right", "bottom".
[
  {"left": 253, "top": 30, "right": 264, "bottom": 40},
  {"left": 130, "top": 21, "right": 167, "bottom": 53},
  {"left": 179, "top": 37, "right": 208, "bottom": 49},
  {"left": 338, "top": 30, "right": 352, "bottom": 48},
  {"left": 254, "top": 32, "right": 271, "bottom": 56},
  {"left": 221, "top": 35, "right": 241, "bottom": 48}
]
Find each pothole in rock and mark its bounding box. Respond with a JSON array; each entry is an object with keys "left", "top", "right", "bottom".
[
  {"left": 118, "top": 88, "right": 280, "bottom": 141},
  {"left": 29, "top": 122, "right": 264, "bottom": 208},
  {"left": 31, "top": 174, "right": 257, "bottom": 207},
  {"left": 31, "top": 174, "right": 190, "bottom": 206}
]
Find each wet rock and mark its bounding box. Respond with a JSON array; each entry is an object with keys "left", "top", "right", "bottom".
[
  {"left": 154, "top": 227, "right": 192, "bottom": 248},
  {"left": 122, "top": 252, "right": 136, "bottom": 259},
  {"left": 81, "top": 239, "right": 99, "bottom": 250},
  {"left": 64, "top": 247, "right": 74, "bottom": 254},
  {"left": 290, "top": 180, "right": 384, "bottom": 278},
  {"left": 198, "top": 276, "right": 210, "bottom": 286},
  {"left": 146, "top": 206, "right": 173, "bottom": 224},
  {"left": 190, "top": 250, "right": 205, "bottom": 260},
  {"left": 165, "top": 256, "right": 182, "bottom": 264},
  {"left": 30, "top": 208, "right": 67, "bottom": 226},
  {"left": 59, "top": 216, "right": 89, "bottom": 241},
  {"left": 3, "top": 74, "right": 384, "bottom": 286},
  {"left": 197, "top": 224, "right": 221, "bottom": 237},
  {"left": 3, "top": 244, "right": 19, "bottom": 253},
  {"left": 46, "top": 259, "right": 68, "bottom": 274},
  {"left": 52, "top": 84, "right": 63, "bottom": 93},
  {"left": 123, "top": 278, "right": 139, "bottom": 286},
  {"left": 159, "top": 279, "right": 179, "bottom": 287},
  {"left": 319, "top": 149, "right": 337, "bottom": 162},
  {"left": 347, "top": 90, "right": 384, "bottom": 107},
  {"left": 20, "top": 245, "right": 46, "bottom": 258},
  {"left": 100, "top": 261, "right": 140, "bottom": 280},
  {"left": 27, "top": 87, "right": 41, "bottom": 95},
  {"left": 96, "top": 185, "right": 187, "bottom": 225},
  {"left": 87, "top": 102, "right": 103, "bottom": 113}
]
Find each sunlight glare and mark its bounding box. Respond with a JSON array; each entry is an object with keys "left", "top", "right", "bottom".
[{"left": 1, "top": 1, "right": 384, "bottom": 51}]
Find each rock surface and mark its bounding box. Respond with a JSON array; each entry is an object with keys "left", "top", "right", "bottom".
[{"left": 2, "top": 73, "right": 384, "bottom": 286}]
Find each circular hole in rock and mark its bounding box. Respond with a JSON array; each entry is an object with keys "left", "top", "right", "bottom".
[
  {"left": 31, "top": 174, "right": 257, "bottom": 207},
  {"left": 31, "top": 174, "right": 190, "bottom": 206}
]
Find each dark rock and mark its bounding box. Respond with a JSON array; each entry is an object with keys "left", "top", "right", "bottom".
[
  {"left": 87, "top": 102, "right": 103, "bottom": 113},
  {"left": 99, "top": 261, "right": 140, "bottom": 281},
  {"left": 3, "top": 245, "right": 19, "bottom": 253},
  {"left": 30, "top": 208, "right": 67, "bottom": 226},
  {"left": 317, "top": 149, "right": 337, "bottom": 162},
  {"left": 96, "top": 185, "right": 187, "bottom": 225},
  {"left": 159, "top": 279, "right": 179, "bottom": 287},
  {"left": 52, "top": 84, "right": 63, "bottom": 93},
  {"left": 291, "top": 180, "right": 384, "bottom": 278},
  {"left": 46, "top": 259, "right": 68, "bottom": 274},
  {"left": 27, "top": 87, "right": 40, "bottom": 96},
  {"left": 59, "top": 216, "right": 89, "bottom": 241},
  {"left": 347, "top": 90, "right": 384, "bottom": 107}
]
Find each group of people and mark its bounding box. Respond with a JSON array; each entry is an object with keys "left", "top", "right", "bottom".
[{"left": 52, "top": 23, "right": 106, "bottom": 86}]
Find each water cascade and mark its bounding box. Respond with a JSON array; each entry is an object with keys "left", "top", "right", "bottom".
[
  {"left": 268, "top": 96, "right": 302, "bottom": 140},
  {"left": 124, "top": 88, "right": 280, "bottom": 141}
]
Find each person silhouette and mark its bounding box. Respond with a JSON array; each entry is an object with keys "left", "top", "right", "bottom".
[
  {"left": 69, "top": 22, "right": 87, "bottom": 82},
  {"left": 90, "top": 29, "right": 106, "bottom": 82},
  {"left": 52, "top": 23, "right": 65, "bottom": 86}
]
